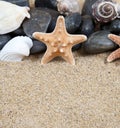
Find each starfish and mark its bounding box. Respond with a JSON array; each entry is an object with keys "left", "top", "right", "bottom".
[
  {"left": 32, "top": 16, "right": 87, "bottom": 65},
  {"left": 107, "top": 34, "right": 120, "bottom": 62}
]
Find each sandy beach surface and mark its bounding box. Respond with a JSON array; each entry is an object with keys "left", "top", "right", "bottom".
[{"left": 0, "top": 51, "right": 120, "bottom": 128}]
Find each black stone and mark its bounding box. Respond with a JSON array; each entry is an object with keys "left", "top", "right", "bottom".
[
  {"left": 22, "top": 8, "right": 51, "bottom": 38},
  {"left": 77, "top": 15, "right": 95, "bottom": 37},
  {"left": 110, "top": 19, "right": 120, "bottom": 34},
  {"left": 65, "top": 13, "right": 82, "bottom": 34},
  {"left": 43, "top": 8, "right": 60, "bottom": 32},
  {"left": 3, "top": 0, "right": 29, "bottom": 6},
  {"left": 11, "top": 27, "right": 25, "bottom": 36},
  {"left": 101, "top": 22, "right": 111, "bottom": 31},
  {"left": 30, "top": 40, "right": 46, "bottom": 54},
  {"left": 72, "top": 44, "right": 82, "bottom": 51},
  {"left": 83, "top": 30, "right": 118, "bottom": 54},
  {"left": 35, "top": 0, "right": 57, "bottom": 10},
  {"left": 102, "top": 19, "right": 120, "bottom": 34},
  {"left": 0, "top": 34, "right": 11, "bottom": 50},
  {"left": 82, "top": 0, "right": 98, "bottom": 16}
]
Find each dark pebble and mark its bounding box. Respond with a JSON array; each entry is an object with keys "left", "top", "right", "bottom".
[
  {"left": 72, "top": 44, "right": 82, "bottom": 51},
  {"left": 101, "top": 22, "right": 111, "bottom": 31},
  {"left": 11, "top": 27, "right": 25, "bottom": 36},
  {"left": 22, "top": 8, "right": 51, "bottom": 38},
  {"left": 110, "top": 19, "right": 120, "bottom": 34},
  {"left": 65, "top": 13, "right": 82, "bottom": 34},
  {"left": 77, "top": 15, "right": 95, "bottom": 37},
  {"left": 35, "top": 0, "right": 57, "bottom": 10},
  {"left": 30, "top": 40, "right": 46, "bottom": 54},
  {"left": 0, "top": 34, "right": 12, "bottom": 50},
  {"left": 82, "top": 0, "right": 98, "bottom": 16},
  {"left": 43, "top": 8, "right": 60, "bottom": 32},
  {"left": 3, "top": 0, "right": 29, "bottom": 6},
  {"left": 83, "top": 30, "right": 118, "bottom": 54},
  {"left": 101, "top": 19, "right": 120, "bottom": 34}
]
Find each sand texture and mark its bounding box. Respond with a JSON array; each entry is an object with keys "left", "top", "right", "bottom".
[{"left": 0, "top": 51, "right": 120, "bottom": 128}]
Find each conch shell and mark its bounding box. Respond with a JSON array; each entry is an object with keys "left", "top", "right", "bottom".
[
  {"left": 92, "top": 0, "right": 120, "bottom": 23},
  {"left": 0, "top": 1, "right": 30, "bottom": 34},
  {"left": 0, "top": 36, "right": 33, "bottom": 62},
  {"left": 57, "top": 0, "right": 81, "bottom": 15}
]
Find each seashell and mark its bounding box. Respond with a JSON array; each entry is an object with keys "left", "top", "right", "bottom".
[
  {"left": 92, "top": 0, "right": 119, "bottom": 23},
  {"left": 57, "top": 0, "right": 81, "bottom": 15},
  {"left": 0, "top": 36, "right": 33, "bottom": 62},
  {"left": 0, "top": 1, "right": 30, "bottom": 34}
]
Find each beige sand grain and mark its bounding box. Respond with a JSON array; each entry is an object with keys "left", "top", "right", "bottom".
[{"left": 0, "top": 51, "right": 120, "bottom": 128}]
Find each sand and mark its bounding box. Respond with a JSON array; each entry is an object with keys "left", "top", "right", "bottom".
[{"left": 0, "top": 51, "right": 120, "bottom": 128}]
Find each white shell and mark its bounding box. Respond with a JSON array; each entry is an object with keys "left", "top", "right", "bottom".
[
  {"left": 0, "top": 1, "right": 30, "bottom": 34},
  {"left": 0, "top": 36, "right": 33, "bottom": 62},
  {"left": 57, "top": 0, "right": 81, "bottom": 15}
]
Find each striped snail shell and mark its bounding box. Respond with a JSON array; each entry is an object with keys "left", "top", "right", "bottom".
[{"left": 92, "top": 0, "right": 118, "bottom": 23}]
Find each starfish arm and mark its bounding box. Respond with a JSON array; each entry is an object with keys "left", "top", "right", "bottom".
[
  {"left": 61, "top": 50, "right": 75, "bottom": 65},
  {"left": 41, "top": 50, "right": 57, "bottom": 65},
  {"left": 107, "top": 48, "right": 120, "bottom": 62},
  {"left": 53, "top": 16, "right": 67, "bottom": 34},
  {"left": 32, "top": 32, "right": 52, "bottom": 45},
  {"left": 108, "top": 34, "right": 120, "bottom": 46},
  {"left": 68, "top": 35, "right": 87, "bottom": 46}
]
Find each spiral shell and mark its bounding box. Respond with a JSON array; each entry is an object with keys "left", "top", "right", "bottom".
[{"left": 92, "top": 0, "right": 119, "bottom": 23}]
